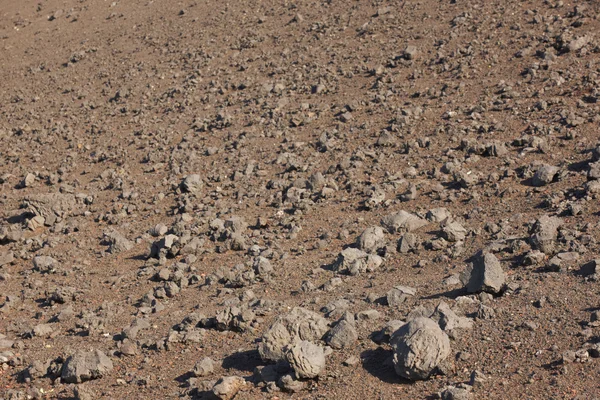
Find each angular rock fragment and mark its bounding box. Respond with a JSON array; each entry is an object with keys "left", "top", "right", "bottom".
[
  {"left": 432, "top": 301, "right": 473, "bottom": 335},
  {"left": 33, "top": 256, "right": 59, "bottom": 273},
  {"left": 529, "top": 215, "right": 562, "bottom": 254},
  {"left": 259, "top": 307, "right": 328, "bottom": 362},
  {"left": 24, "top": 193, "right": 77, "bottom": 223},
  {"left": 381, "top": 211, "right": 428, "bottom": 233},
  {"left": 192, "top": 357, "right": 215, "bottom": 377},
  {"left": 326, "top": 319, "right": 357, "bottom": 349},
  {"left": 333, "top": 247, "right": 383, "bottom": 275},
  {"left": 386, "top": 286, "right": 416, "bottom": 307},
  {"left": 461, "top": 251, "right": 505, "bottom": 294},
  {"left": 181, "top": 174, "right": 203, "bottom": 193},
  {"left": 442, "top": 221, "right": 467, "bottom": 242},
  {"left": 61, "top": 350, "right": 113, "bottom": 383},
  {"left": 103, "top": 230, "right": 133, "bottom": 254},
  {"left": 532, "top": 164, "right": 559, "bottom": 186}
]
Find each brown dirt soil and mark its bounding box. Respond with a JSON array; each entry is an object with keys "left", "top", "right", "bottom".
[{"left": 1, "top": 0, "right": 600, "bottom": 399}]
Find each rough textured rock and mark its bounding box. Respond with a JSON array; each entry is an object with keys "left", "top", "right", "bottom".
[
  {"left": 326, "top": 319, "right": 358, "bottom": 349},
  {"left": 532, "top": 165, "right": 559, "bottom": 186},
  {"left": 192, "top": 357, "right": 215, "bottom": 377},
  {"left": 432, "top": 301, "right": 473, "bottom": 335},
  {"left": 24, "top": 193, "right": 77, "bottom": 221},
  {"left": 181, "top": 174, "right": 203, "bottom": 193},
  {"left": 530, "top": 215, "right": 563, "bottom": 254},
  {"left": 32, "top": 256, "right": 59, "bottom": 273},
  {"left": 211, "top": 376, "right": 246, "bottom": 400},
  {"left": 333, "top": 247, "right": 383, "bottom": 275},
  {"left": 386, "top": 286, "right": 416, "bottom": 307},
  {"left": 461, "top": 251, "right": 505, "bottom": 294},
  {"left": 356, "top": 226, "right": 386, "bottom": 253},
  {"left": 381, "top": 211, "right": 428, "bottom": 233},
  {"left": 61, "top": 350, "right": 113, "bottom": 383},
  {"left": 390, "top": 317, "right": 451, "bottom": 380},
  {"left": 286, "top": 340, "right": 326, "bottom": 379},
  {"left": 103, "top": 230, "right": 133, "bottom": 253},
  {"left": 259, "top": 307, "right": 328, "bottom": 362}
]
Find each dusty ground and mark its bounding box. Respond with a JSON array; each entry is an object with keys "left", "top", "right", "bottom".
[{"left": 1, "top": 0, "right": 600, "bottom": 398}]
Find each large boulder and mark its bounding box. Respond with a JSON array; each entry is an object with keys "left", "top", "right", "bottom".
[{"left": 391, "top": 317, "right": 451, "bottom": 380}]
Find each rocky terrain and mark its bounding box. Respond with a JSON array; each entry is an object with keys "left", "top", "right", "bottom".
[{"left": 1, "top": 0, "right": 600, "bottom": 398}]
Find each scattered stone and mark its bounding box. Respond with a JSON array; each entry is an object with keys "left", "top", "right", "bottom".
[
  {"left": 390, "top": 317, "right": 451, "bottom": 380},
  {"left": 529, "top": 215, "right": 562, "bottom": 254},
  {"left": 398, "top": 233, "right": 420, "bottom": 253},
  {"left": 103, "top": 230, "right": 133, "bottom": 253},
  {"left": 61, "top": 350, "right": 113, "bottom": 383},
  {"left": 181, "top": 174, "right": 203, "bottom": 193},
  {"left": 440, "top": 385, "right": 472, "bottom": 400},
  {"left": 0, "top": 251, "right": 14, "bottom": 267},
  {"left": 343, "top": 355, "right": 360, "bottom": 366},
  {"left": 432, "top": 302, "right": 473, "bottom": 335},
  {"left": 381, "top": 211, "right": 428, "bottom": 233},
  {"left": 211, "top": 376, "right": 246, "bottom": 400},
  {"left": 532, "top": 164, "right": 559, "bottom": 186},
  {"left": 461, "top": 251, "right": 505, "bottom": 294},
  {"left": 326, "top": 319, "right": 358, "bottom": 349},
  {"left": 33, "top": 256, "right": 59, "bottom": 273},
  {"left": 192, "top": 357, "right": 215, "bottom": 377},
  {"left": 277, "top": 373, "right": 306, "bottom": 392},
  {"left": 442, "top": 221, "right": 467, "bottom": 242},
  {"left": 386, "top": 286, "right": 416, "bottom": 307},
  {"left": 333, "top": 247, "right": 383, "bottom": 276},
  {"left": 259, "top": 307, "right": 328, "bottom": 362},
  {"left": 356, "top": 226, "right": 386, "bottom": 253},
  {"left": 287, "top": 340, "right": 326, "bottom": 379}
]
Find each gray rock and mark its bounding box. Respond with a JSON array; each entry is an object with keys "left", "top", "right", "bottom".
[
  {"left": 398, "top": 233, "right": 420, "bottom": 253},
  {"left": 432, "top": 302, "right": 473, "bottom": 334},
  {"left": 356, "top": 226, "right": 386, "bottom": 253},
  {"left": 277, "top": 373, "right": 306, "bottom": 392},
  {"left": 532, "top": 164, "right": 559, "bottom": 186},
  {"left": 211, "top": 376, "right": 246, "bottom": 400},
  {"left": 33, "top": 256, "right": 58, "bottom": 273},
  {"left": 0, "top": 251, "right": 14, "bottom": 267},
  {"left": 426, "top": 208, "right": 451, "bottom": 223},
  {"left": 442, "top": 221, "right": 467, "bottom": 242},
  {"left": 461, "top": 251, "right": 505, "bottom": 294},
  {"left": 391, "top": 317, "right": 451, "bottom": 380},
  {"left": 381, "top": 211, "right": 428, "bottom": 233},
  {"left": 61, "top": 350, "right": 113, "bottom": 383},
  {"left": 440, "top": 386, "right": 472, "bottom": 400},
  {"left": 25, "top": 193, "right": 77, "bottom": 221},
  {"left": 103, "top": 230, "right": 133, "bottom": 254},
  {"left": 193, "top": 357, "right": 215, "bottom": 377},
  {"left": 403, "top": 45, "right": 418, "bottom": 60},
  {"left": 287, "top": 340, "right": 325, "bottom": 379},
  {"left": 259, "top": 307, "right": 328, "bottom": 362},
  {"left": 476, "top": 304, "right": 495, "bottom": 320},
  {"left": 386, "top": 286, "right": 416, "bottom": 307},
  {"left": 529, "top": 215, "right": 562, "bottom": 254},
  {"left": 326, "top": 320, "right": 358, "bottom": 349},
  {"left": 181, "top": 174, "right": 203, "bottom": 193},
  {"left": 333, "top": 247, "right": 383, "bottom": 275},
  {"left": 253, "top": 256, "right": 273, "bottom": 276}
]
